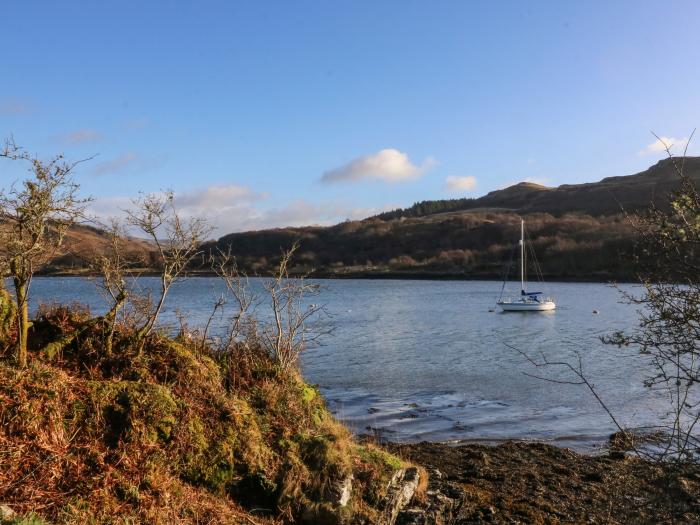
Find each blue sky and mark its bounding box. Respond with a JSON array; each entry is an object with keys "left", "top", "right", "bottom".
[{"left": 1, "top": 1, "right": 699, "bottom": 234}]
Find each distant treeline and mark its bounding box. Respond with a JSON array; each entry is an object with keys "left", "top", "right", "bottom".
[{"left": 374, "top": 197, "right": 478, "bottom": 221}]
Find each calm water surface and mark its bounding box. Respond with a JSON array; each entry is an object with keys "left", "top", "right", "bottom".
[{"left": 27, "top": 277, "right": 657, "bottom": 452}]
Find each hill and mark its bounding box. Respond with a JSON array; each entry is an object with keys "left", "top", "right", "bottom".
[
  {"left": 40, "top": 224, "right": 157, "bottom": 275},
  {"left": 375, "top": 156, "right": 700, "bottom": 220},
  {"left": 212, "top": 157, "right": 700, "bottom": 281}
]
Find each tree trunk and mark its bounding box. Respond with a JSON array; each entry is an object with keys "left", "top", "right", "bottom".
[
  {"left": 104, "top": 293, "right": 127, "bottom": 356},
  {"left": 13, "top": 278, "right": 28, "bottom": 368}
]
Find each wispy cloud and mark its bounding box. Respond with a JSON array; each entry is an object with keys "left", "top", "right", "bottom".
[
  {"left": 209, "top": 200, "right": 395, "bottom": 233},
  {"left": 444, "top": 175, "right": 477, "bottom": 193},
  {"left": 54, "top": 128, "right": 103, "bottom": 145},
  {"left": 90, "top": 153, "right": 139, "bottom": 176},
  {"left": 174, "top": 187, "right": 380, "bottom": 233},
  {"left": 175, "top": 184, "right": 264, "bottom": 210},
  {"left": 321, "top": 148, "right": 436, "bottom": 184},
  {"left": 90, "top": 184, "right": 394, "bottom": 236},
  {"left": 0, "top": 99, "right": 30, "bottom": 116},
  {"left": 639, "top": 136, "right": 692, "bottom": 156}
]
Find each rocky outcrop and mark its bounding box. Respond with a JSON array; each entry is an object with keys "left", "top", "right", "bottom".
[
  {"left": 395, "top": 468, "right": 463, "bottom": 525},
  {"left": 332, "top": 474, "right": 354, "bottom": 508},
  {"left": 381, "top": 467, "right": 421, "bottom": 525}
]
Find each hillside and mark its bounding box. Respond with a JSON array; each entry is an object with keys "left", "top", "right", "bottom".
[
  {"left": 0, "top": 297, "right": 419, "bottom": 524},
  {"left": 41, "top": 224, "right": 157, "bottom": 275},
  {"left": 39, "top": 157, "right": 700, "bottom": 281},
  {"left": 213, "top": 157, "right": 700, "bottom": 281},
  {"left": 375, "top": 156, "right": 700, "bottom": 220}
]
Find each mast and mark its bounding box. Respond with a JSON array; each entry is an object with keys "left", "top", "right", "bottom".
[{"left": 520, "top": 219, "right": 524, "bottom": 293}]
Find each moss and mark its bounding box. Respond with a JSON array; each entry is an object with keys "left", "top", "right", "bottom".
[
  {"left": 0, "top": 288, "right": 16, "bottom": 344},
  {"left": 175, "top": 396, "right": 276, "bottom": 500},
  {"left": 299, "top": 434, "right": 352, "bottom": 479},
  {"left": 88, "top": 380, "right": 178, "bottom": 447},
  {"left": 300, "top": 383, "right": 319, "bottom": 403},
  {"left": 154, "top": 339, "right": 222, "bottom": 387},
  {"left": 179, "top": 422, "right": 238, "bottom": 493},
  {"left": 352, "top": 444, "right": 406, "bottom": 507},
  {"left": 356, "top": 444, "right": 405, "bottom": 471}
]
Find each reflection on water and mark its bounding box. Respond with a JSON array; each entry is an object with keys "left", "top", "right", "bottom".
[{"left": 27, "top": 277, "right": 659, "bottom": 452}]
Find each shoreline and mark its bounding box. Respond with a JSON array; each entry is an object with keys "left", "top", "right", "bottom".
[
  {"left": 36, "top": 269, "right": 639, "bottom": 284},
  {"left": 384, "top": 440, "right": 700, "bottom": 523},
  {"left": 366, "top": 435, "right": 615, "bottom": 459}
]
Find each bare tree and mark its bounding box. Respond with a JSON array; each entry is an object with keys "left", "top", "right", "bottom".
[
  {"left": 508, "top": 344, "right": 644, "bottom": 456},
  {"left": 126, "top": 191, "right": 210, "bottom": 341},
  {"left": 0, "top": 138, "right": 90, "bottom": 367},
  {"left": 211, "top": 248, "right": 259, "bottom": 350},
  {"left": 87, "top": 218, "right": 136, "bottom": 355},
  {"left": 515, "top": 133, "right": 700, "bottom": 464},
  {"left": 260, "top": 243, "right": 326, "bottom": 372},
  {"left": 604, "top": 132, "right": 700, "bottom": 463}
]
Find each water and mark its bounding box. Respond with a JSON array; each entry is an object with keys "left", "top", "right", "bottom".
[{"left": 25, "top": 277, "right": 660, "bottom": 452}]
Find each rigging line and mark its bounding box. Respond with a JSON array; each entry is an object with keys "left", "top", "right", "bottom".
[
  {"left": 498, "top": 241, "right": 516, "bottom": 301},
  {"left": 528, "top": 240, "right": 542, "bottom": 283},
  {"left": 524, "top": 226, "right": 546, "bottom": 285}
]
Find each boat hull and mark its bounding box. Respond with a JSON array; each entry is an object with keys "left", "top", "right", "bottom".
[{"left": 497, "top": 301, "right": 556, "bottom": 312}]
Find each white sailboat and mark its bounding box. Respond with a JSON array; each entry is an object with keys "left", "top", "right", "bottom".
[{"left": 497, "top": 219, "right": 556, "bottom": 312}]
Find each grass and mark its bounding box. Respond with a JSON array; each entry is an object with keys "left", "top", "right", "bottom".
[{"left": 0, "top": 302, "right": 409, "bottom": 524}]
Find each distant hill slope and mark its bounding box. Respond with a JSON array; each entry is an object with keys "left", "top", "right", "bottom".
[
  {"left": 213, "top": 157, "right": 700, "bottom": 281},
  {"left": 43, "top": 224, "right": 157, "bottom": 274},
  {"left": 374, "top": 156, "right": 700, "bottom": 220}
]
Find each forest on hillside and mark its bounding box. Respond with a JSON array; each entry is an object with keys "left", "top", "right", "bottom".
[{"left": 213, "top": 211, "right": 635, "bottom": 281}]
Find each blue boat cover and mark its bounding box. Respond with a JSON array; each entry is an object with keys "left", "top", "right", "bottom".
[{"left": 521, "top": 290, "right": 542, "bottom": 302}]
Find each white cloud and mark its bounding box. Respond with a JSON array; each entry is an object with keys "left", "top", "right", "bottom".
[
  {"left": 175, "top": 184, "right": 263, "bottom": 210},
  {"left": 174, "top": 184, "right": 267, "bottom": 233},
  {"left": 444, "top": 175, "right": 477, "bottom": 193},
  {"left": 639, "top": 136, "right": 692, "bottom": 155},
  {"left": 321, "top": 148, "right": 436, "bottom": 184}
]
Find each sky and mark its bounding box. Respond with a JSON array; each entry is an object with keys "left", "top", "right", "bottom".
[{"left": 1, "top": 1, "right": 700, "bottom": 235}]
